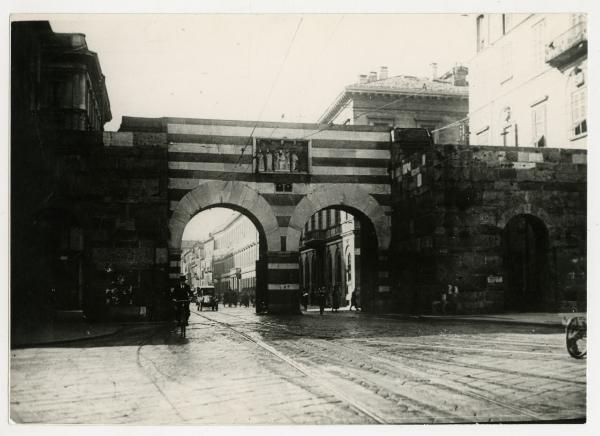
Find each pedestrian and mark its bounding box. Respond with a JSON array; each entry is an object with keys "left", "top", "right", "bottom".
[
  {"left": 350, "top": 291, "right": 358, "bottom": 311},
  {"left": 318, "top": 287, "right": 326, "bottom": 316},
  {"left": 302, "top": 289, "right": 309, "bottom": 311},
  {"left": 332, "top": 285, "right": 340, "bottom": 313},
  {"left": 447, "top": 285, "right": 460, "bottom": 314}
]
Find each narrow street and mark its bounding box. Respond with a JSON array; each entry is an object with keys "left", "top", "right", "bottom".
[{"left": 10, "top": 307, "right": 586, "bottom": 425}]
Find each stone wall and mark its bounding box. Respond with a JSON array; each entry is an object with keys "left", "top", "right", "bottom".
[
  {"left": 80, "top": 137, "right": 170, "bottom": 319},
  {"left": 391, "top": 143, "right": 587, "bottom": 314}
]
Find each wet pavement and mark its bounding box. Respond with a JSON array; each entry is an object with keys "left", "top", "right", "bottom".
[{"left": 10, "top": 307, "right": 586, "bottom": 425}]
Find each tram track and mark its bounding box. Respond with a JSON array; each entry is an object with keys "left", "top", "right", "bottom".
[
  {"left": 288, "top": 337, "right": 546, "bottom": 421},
  {"left": 191, "top": 309, "right": 582, "bottom": 422},
  {"left": 190, "top": 308, "right": 388, "bottom": 424}
]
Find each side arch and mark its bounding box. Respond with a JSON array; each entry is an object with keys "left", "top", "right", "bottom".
[
  {"left": 286, "top": 184, "right": 390, "bottom": 252},
  {"left": 168, "top": 180, "right": 280, "bottom": 252},
  {"left": 497, "top": 204, "right": 554, "bottom": 237}
]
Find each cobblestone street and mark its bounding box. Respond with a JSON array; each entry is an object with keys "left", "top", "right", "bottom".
[{"left": 10, "top": 307, "right": 586, "bottom": 425}]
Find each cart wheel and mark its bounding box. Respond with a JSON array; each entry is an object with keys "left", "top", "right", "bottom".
[{"left": 566, "top": 317, "right": 587, "bottom": 359}]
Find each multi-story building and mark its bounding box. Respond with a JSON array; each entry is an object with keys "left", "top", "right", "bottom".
[
  {"left": 210, "top": 214, "right": 259, "bottom": 305},
  {"left": 469, "top": 13, "right": 587, "bottom": 149},
  {"left": 180, "top": 240, "right": 206, "bottom": 289},
  {"left": 200, "top": 237, "right": 215, "bottom": 286},
  {"left": 12, "top": 21, "right": 111, "bottom": 133},
  {"left": 11, "top": 21, "right": 112, "bottom": 317},
  {"left": 299, "top": 209, "right": 358, "bottom": 307},
  {"left": 318, "top": 65, "right": 469, "bottom": 144}
]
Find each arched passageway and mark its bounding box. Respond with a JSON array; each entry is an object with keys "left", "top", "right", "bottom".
[
  {"left": 297, "top": 206, "right": 379, "bottom": 311},
  {"left": 169, "top": 181, "right": 279, "bottom": 313},
  {"left": 32, "top": 208, "right": 84, "bottom": 311},
  {"left": 289, "top": 184, "right": 388, "bottom": 312},
  {"left": 502, "top": 214, "right": 549, "bottom": 311},
  {"left": 179, "top": 208, "right": 262, "bottom": 310}
]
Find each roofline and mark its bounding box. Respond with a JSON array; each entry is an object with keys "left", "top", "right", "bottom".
[
  {"left": 317, "top": 90, "right": 350, "bottom": 124},
  {"left": 119, "top": 115, "right": 391, "bottom": 133},
  {"left": 345, "top": 86, "right": 468, "bottom": 97},
  {"left": 318, "top": 85, "right": 468, "bottom": 124},
  {"left": 210, "top": 212, "right": 248, "bottom": 238}
]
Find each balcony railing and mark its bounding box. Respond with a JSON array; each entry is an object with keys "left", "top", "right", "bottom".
[
  {"left": 302, "top": 229, "right": 327, "bottom": 246},
  {"left": 545, "top": 22, "right": 587, "bottom": 68}
]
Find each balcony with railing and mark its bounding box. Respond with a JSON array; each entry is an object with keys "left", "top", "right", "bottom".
[
  {"left": 301, "top": 220, "right": 358, "bottom": 248},
  {"left": 545, "top": 22, "right": 587, "bottom": 68},
  {"left": 301, "top": 229, "right": 327, "bottom": 247}
]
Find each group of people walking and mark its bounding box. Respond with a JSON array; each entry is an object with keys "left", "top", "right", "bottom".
[{"left": 301, "top": 287, "right": 360, "bottom": 315}]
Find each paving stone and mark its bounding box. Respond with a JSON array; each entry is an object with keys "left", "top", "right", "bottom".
[{"left": 10, "top": 308, "right": 586, "bottom": 424}]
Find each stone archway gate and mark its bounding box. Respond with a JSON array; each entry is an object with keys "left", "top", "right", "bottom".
[{"left": 117, "top": 116, "right": 393, "bottom": 313}]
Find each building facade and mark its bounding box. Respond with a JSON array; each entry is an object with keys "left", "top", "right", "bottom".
[
  {"left": 469, "top": 13, "right": 587, "bottom": 149},
  {"left": 299, "top": 210, "right": 358, "bottom": 307},
  {"left": 210, "top": 214, "right": 260, "bottom": 305},
  {"left": 11, "top": 21, "right": 116, "bottom": 325},
  {"left": 180, "top": 240, "right": 206, "bottom": 289},
  {"left": 318, "top": 65, "right": 469, "bottom": 144}
]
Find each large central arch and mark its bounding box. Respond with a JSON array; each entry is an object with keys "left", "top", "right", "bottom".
[
  {"left": 168, "top": 180, "right": 281, "bottom": 313},
  {"left": 169, "top": 180, "right": 280, "bottom": 252}
]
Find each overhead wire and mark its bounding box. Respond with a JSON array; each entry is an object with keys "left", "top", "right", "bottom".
[
  {"left": 233, "top": 17, "right": 304, "bottom": 170},
  {"left": 188, "top": 17, "right": 304, "bottom": 187},
  {"left": 299, "top": 79, "right": 466, "bottom": 141}
]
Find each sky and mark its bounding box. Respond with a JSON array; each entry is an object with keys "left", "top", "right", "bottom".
[
  {"left": 45, "top": 14, "right": 476, "bottom": 131},
  {"left": 43, "top": 14, "right": 476, "bottom": 241},
  {"left": 181, "top": 208, "right": 241, "bottom": 242}
]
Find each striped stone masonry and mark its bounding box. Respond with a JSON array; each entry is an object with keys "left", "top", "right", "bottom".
[{"left": 119, "top": 116, "right": 393, "bottom": 313}]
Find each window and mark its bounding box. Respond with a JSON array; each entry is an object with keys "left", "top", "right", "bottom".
[
  {"left": 275, "top": 183, "right": 293, "bottom": 192},
  {"left": 571, "top": 87, "right": 587, "bottom": 137},
  {"left": 502, "top": 14, "right": 513, "bottom": 34},
  {"left": 476, "top": 15, "right": 486, "bottom": 52},
  {"left": 280, "top": 236, "right": 287, "bottom": 252},
  {"left": 347, "top": 253, "right": 352, "bottom": 281},
  {"left": 531, "top": 104, "right": 546, "bottom": 147},
  {"left": 532, "top": 19, "right": 546, "bottom": 71},
  {"left": 48, "top": 81, "right": 61, "bottom": 106}
]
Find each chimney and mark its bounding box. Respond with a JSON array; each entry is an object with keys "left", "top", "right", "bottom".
[
  {"left": 368, "top": 71, "right": 378, "bottom": 82},
  {"left": 379, "top": 66, "right": 389, "bottom": 80},
  {"left": 452, "top": 65, "right": 468, "bottom": 86},
  {"left": 430, "top": 62, "right": 438, "bottom": 80},
  {"left": 359, "top": 74, "right": 368, "bottom": 84}
]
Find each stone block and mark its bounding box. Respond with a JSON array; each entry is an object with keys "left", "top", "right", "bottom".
[
  {"left": 498, "top": 168, "right": 517, "bottom": 179},
  {"left": 133, "top": 132, "right": 168, "bottom": 147},
  {"left": 542, "top": 148, "right": 561, "bottom": 163},
  {"left": 103, "top": 131, "right": 133, "bottom": 147},
  {"left": 529, "top": 152, "right": 544, "bottom": 163}
]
